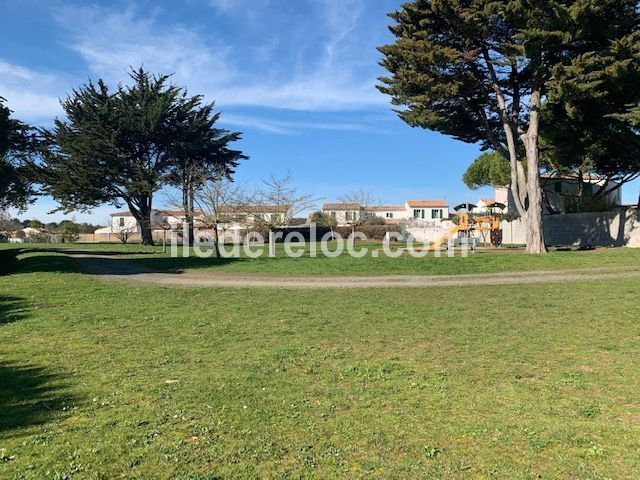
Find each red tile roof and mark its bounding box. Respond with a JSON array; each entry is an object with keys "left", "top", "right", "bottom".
[
  {"left": 159, "top": 209, "right": 204, "bottom": 217},
  {"left": 218, "top": 205, "right": 289, "bottom": 214},
  {"left": 322, "top": 203, "right": 362, "bottom": 211},
  {"left": 406, "top": 200, "right": 448, "bottom": 208}
]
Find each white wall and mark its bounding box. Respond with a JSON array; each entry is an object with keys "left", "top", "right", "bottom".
[
  {"left": 406, "top": 220, "right": 456, "bottom": 243},
  {"left": 406, "top": 206, "right": 448, "bottom": 221},
  {"left": 496, "top": 181, "right": 624, "bottom": 215},
  {"left": 326, "top": 210, "right": 363, "bottom": 226},
  {"left": 367, "top": 208, "right": 409, "bottom": 221},
  {"left": 500, "top": 208, "right": 640, "bottom": 247},
  {"left": 111, "top": 215, "right": 140, "bottom": 233}
]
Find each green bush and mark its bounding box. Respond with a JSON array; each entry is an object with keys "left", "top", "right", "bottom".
[
  {"left": 335, "top": 225, "right": 401, "bottom": 240},
  {"left": 564, "top": 194, "right": 615, "bottom": 213}
]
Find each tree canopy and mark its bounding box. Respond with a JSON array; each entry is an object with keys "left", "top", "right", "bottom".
[
  {"left": 0, "top": 97, "right": 38, "bottom": 210},
  {"left": 463, "top": 151, "right": 511, "bottom": 190},
  {"left": 168, "top": 100, "right": 247, "bottom": 245},
  {"left": 540, "top": 25, "right": 640, "bottom": 190},
  {"left": 378, "top": 0, "right": 640, "bottom": 253},
  {"left": 42, "top": 68, "right": 245, "bottom": 245}
]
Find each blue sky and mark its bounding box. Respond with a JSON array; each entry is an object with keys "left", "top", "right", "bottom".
[{"left": 2, "top": 0, "right": 637, "bottom": 224}]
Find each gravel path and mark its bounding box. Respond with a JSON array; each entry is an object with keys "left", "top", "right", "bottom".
[{"left": 66, "top": 251, "right": 640, "bottom": 289}]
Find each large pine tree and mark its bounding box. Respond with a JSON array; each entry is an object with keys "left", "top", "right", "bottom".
[
  {"left": 43, "top": 68, "right": 245, "bottom": 245},
  {"left": 169, "top": 101, "right": 247, "bottom": 246},
  {"left": 43, "top": 69, "right": 184, "bottom": 245},
  {"left": 378, "top": 0, "right": 640, "bottom": 253},
  {"left": 0, "top": 97, "right": 38, "bottom": 210}
]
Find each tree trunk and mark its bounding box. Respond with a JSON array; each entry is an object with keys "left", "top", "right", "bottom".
[
  {"left": 487, "top": 51, "right": 545, "bottom": 254},
  {"left": 577, "top": 170, "right": 585, "bottom": 206},
  {"left": 182, "top": 172, "right": 195, "bottom": 247},
  {"left": 133, "top": 196, "right": 155, "bottom": 246},
  {"left": 139, "top": 209, "right": 154, "bottom": 246},
  {"left": 189, "top": 181, "right": 196, "bottom": 246},
  {"left": 523, "top": 93, "right": 546, "bottom": 254},
  {"left": 524, "top": 207, "right": 545, "bottom": 253},
  {"left": 213, "top": 222, "right": 221, "bottom": 258}
]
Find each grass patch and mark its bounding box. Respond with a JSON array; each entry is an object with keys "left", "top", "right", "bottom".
[
  {"left": 5, "top": 242, "right": 640, "bottom": 276},
  {"left": 0, "top": 247, "right": 639, "bottom": 478}
]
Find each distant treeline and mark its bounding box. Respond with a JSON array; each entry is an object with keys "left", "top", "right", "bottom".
[{"left": 0, "top": 217, "right": 101, "bottom": 234}]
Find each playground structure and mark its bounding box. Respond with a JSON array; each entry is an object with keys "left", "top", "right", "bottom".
[{"left": 427, "top": 202, "right": 505, "bottom": 250}]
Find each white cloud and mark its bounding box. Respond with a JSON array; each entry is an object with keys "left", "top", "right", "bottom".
[
  {"left": 209, "top": 0, "right": 236, "bottom": 11},
  {"left": 320, "top": 0, "right": 366, "bottom": 64},
  {"left": 209, "top": 0, "right": 271, "bottom": 16},
  {"left": 54, "top": 2, "right": 386, "bottom": 113},
  {"left": 0, "top": 60, "right": 64, "bottom": 121},
  {"left": 56, "top": 6, "right": 234, "bottom": 89},
  {"left": 221, "top": 113, "right": 381, "bottom": 134}
]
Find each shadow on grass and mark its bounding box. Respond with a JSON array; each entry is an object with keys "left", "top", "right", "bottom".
[
  {"left": 0, "top": 295, "right": 29, "bottom": 325},
  {"left": 127, "top": 255, "right": 241, "bottom": 273},
  {"left": 0, "top": 248, "right": 78, "bottom": 276},
  {"left": 0, "top": 246, "right": 238, "bottom": 277},
  {"left": 74, "top": 254, "right": 242, "bottom": 276},
  {"left": 0, "top": 361, "right": 77, "bottom": 435},
  {"left": 61, "top": 247, "right": 166, "bottom": 257}
]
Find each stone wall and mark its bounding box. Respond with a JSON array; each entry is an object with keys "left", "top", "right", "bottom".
[{"left": 501, "top": 207, "right": 640, "bottom": 247}]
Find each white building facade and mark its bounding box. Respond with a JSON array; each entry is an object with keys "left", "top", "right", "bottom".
[
  {"left": 322, "top": 200, "right": 449, "bottom": 226},
  {"left": 495, "top": 174, "right": 623, "bottom": 214}
]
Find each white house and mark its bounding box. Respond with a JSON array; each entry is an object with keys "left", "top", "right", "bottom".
[
  {"left": 495, "top": 174, "right": 622, "bottom": 214},
  {"left": 322, "top": 203, "right": 366, "bottom": 226},
  {"left": 322, "top": 200, "right": 449, "bottom": 226},
  {"left": 217, "top": 205, "right": 290, "bottom": 227},
  {"left": 472, "top": 198, "right": 498, "bottom": 213},
  {"left": 94, "top": 210, "right": 165, "bottom": 235},
  {"left": 94, "top": 206, "right": 291, "bottom": 242},
  {"left": 405, "top": 200, "right": 449, "bottom": 221},
  {"left": 364, "top": 205, "right": 409, "bottom": 221},
  {"left": 7, "top": 227, "right": 52, "bottom": 243}
]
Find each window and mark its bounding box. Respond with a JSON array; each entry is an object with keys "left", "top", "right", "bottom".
[
  {"left": 331, "top": 211, "right": 336, "bottom": 219},
  {"left": 584, "top": 183, "right": 593, "bottom": 196},
  {"left": 413, "top": 209, "right": 425, "bottom": 219},
  {"left": 345, "top": 211, "right": 352, "bottom": 221},
  {"left": 554, "top": 182, "right": 562, "bottom": 193},
  {"left": 431, "top": 209, "right": 442, "bottom": 219},
  {"left": 118, "top": 217, "right": 125, "bottom": 227},
  {"left": 386, "top": 212, "right": 393, "bottom": 218}
]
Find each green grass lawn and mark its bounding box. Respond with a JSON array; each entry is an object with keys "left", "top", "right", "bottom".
[
  {"left": 1, "top": 246, "right": 640, "bottom": 478},
  {"left": 7, "top": 241, "right": 640, "bottom": 276}
]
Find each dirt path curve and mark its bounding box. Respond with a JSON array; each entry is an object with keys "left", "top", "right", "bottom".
[{"left": 64, "top": 251, "right": 640, "bottom": 289}]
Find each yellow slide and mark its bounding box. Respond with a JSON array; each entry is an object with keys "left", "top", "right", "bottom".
[{"left": 427, "top": 224, "right": 463, "bottom": 250}]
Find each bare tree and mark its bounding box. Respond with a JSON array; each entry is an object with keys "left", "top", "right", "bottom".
[
  {"left": 310, "top": 210, "right": 338, "bottom": 240},
  {"left": 113, "top": 225, "right": 137, "bottom": 244},
  {"left": 338, "top": 188, "right": 379, "bottom": 208},
  {"left": 0, "top": 210, "right": 19, "bottom": 235},
  {"left": 338, "top": 188, "right": 379, "bottom": 226},
  {"left": 156, "top": 216, "right": 174, "bottom": 253},
  {"left": 254, "top": 173, "right": 317, "bottom": 230},
  {"left": 195, "top": 168, "right": 249, "bottom": 257}
]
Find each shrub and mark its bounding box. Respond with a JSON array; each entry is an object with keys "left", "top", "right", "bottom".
[
  {"left": 28, "top": 232, "right": 52, "bottom": 243},
  {"left": 565, "top": 194, "right": 616, "bottom": 213},
  {"left": 361, "top": 215, "right": 386, "bottom": 226},
  {"left": 335, "top": 225, "right": 401, "bottom": 241}
]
